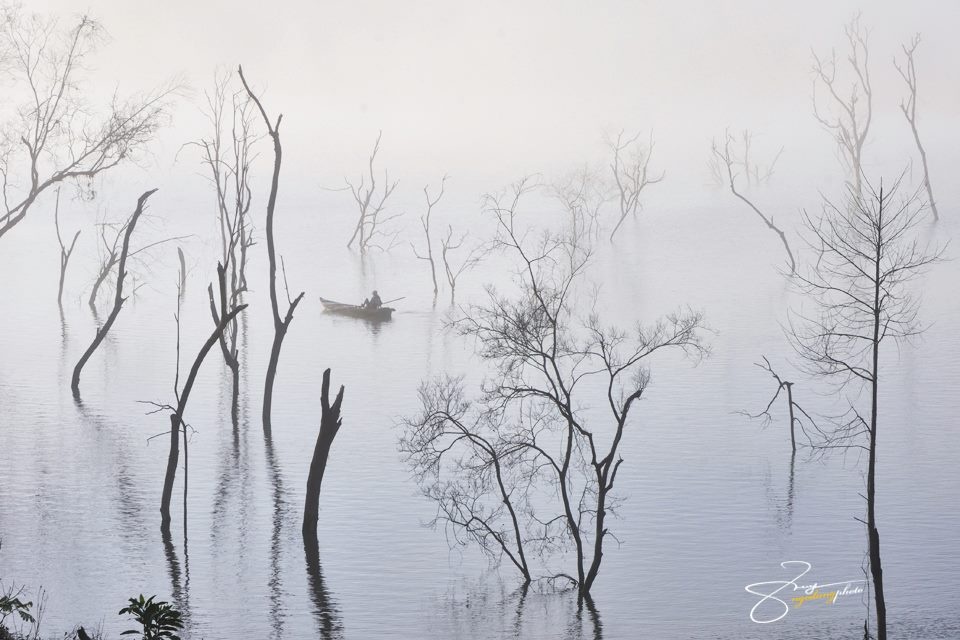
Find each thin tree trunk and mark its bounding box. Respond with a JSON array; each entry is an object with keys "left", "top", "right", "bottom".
[
  {"left": 785, "top": 382, "right": 797, "bottom": 453},
  {"left": 178, "top": 247, "right": 187, "bottom": 296},
  {"left": 71, "top": 190, "right": 157, "bottom": 397},
  {"left": 55, "top": 189, "right": 81, "bottom": 308},
  {"left": 161, "top": 295, "right": 247, "bottom": 531},
  {"left": 303, "top": 369, "right": 345, "bottom": 541},
  {"left": 237, "top": 65, "right": 304, "bottom": 435},
  {"left": 909, "top": 121, "right": 938, "bottom": 221},
  {"left": 868, "top": 191, "right": 886, "bottom": 639}
]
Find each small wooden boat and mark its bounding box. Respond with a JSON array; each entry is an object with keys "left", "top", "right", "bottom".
[{"left": 319, "top": 297, "right": 394, "bottom": 321}]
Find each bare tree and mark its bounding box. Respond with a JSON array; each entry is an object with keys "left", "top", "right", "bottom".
[
  {"left": 402, "top": 178, "right": 706, "bottom": 596},
  {"left": 53, "top": 189, "right": 80, "bottom": 307},
  {"left": 87, "top": 213, "right": 188, "bottom": 309},
  {"left": 412, "top": 176, "right": 447, "bottom": 296},
  {"left": 711, "top": 131, "right": 796, "bottom": 274},
  {"left": 608, "top": 131, "right": 664, "bottom": 242},
  {"left": 196, "top": 71, "right": 258, "bottom": 423},
  {"left": 741, "top": 356, "right": 817, "bottom": 454},
  {"left": 440, "top": 225, "right": 483, "bottom": 304},
  {"left": 552, "top": 165, "right": 605, "bottom": 247},
  {"left": 0, "top": 8, "right": 171, "bottom": 241},
  {"left": 156, "top": 265, "right": 248, "bottom": 532},
  {"left": 71, "top": 189, "right": 156, "bottom": 397},
  {"left": 708, "top": 130, "right": 783, "bottom": 188},
  {"left": 237, "top": 65, "right": 305, "bottom": 435},
  {"left": 302, "top": 368, "right": 345, "bottom": 542},
  {"left": 345, "top": 132, "right": 400, "bottom": 252},
  {"left": 894, "top": 34, "right": 939, "bottom": 222},
  {"left": 812, "top": 14, "right": 872, "bottom": 197},
  {"left": 788, "top": 175, "right": 941, "bottom": 640}
]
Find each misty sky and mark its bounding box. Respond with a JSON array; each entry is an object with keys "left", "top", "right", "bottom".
[{"left": 20, "top": 0, "right": 960, "bottom": 209}]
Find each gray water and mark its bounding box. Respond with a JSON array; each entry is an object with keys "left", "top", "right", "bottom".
[{"left": 1, "top": 187, "right": 958, "bottom": 640}]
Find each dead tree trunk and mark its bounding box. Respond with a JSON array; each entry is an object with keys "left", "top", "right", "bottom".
[
  {"left": 895, "top": 34, "right": 939, "bottom": 222},
  {"left": 302, "top": 368, "right": 345, "bottom": 542},
  {"left": 345, "top": 132, "right": 400, "bottom": 252},
  {"left": 54, "top": 189, "right": 80, "bottom": 307},
  {"left": 238, "top": 65, "right": 305, "bottom": 435},
  {"left": 608, "top": 130, "right": 664, "bottom": 242},
  {"left": 412, "top": 177, "right": 447, "bottom": 296},
  {"left": 71, "top": 189, "right": 157, "bottom": 397},
  {"left": 812, "top": 14, "right": 872, "bottom": 197},
  {"left": 177, "top": 247, "right": 187, "bottom": 296},
  {"left": 160, "top": 266, "right": 247, "bottom": 532},
  {"left": 712, "top": 133, "right": 796, "bottom": 274},
  {"left": 208, "top": 264, "right": 241, "bottom": 426},
  {"left": 440, "top": 225, "right": 482, "bottom": 304}
]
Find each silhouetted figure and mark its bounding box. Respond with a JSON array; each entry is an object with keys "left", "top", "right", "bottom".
[{"left": 362, "top": 290, "right": 382, "bottom": 310}]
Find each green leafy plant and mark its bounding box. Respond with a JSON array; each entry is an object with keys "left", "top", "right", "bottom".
[
  {"left": 118, "top": 595, "right": 183, "bottom": 640},
  {"left": 0, "top": 590, "right": 36, "bottom": 628}
]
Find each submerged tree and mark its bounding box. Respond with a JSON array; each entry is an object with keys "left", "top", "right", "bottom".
[
  {"left": 157, "top": 265, "right": 248, "bottom": 532},
  {"left": 54, "top": 189, "right": 81, "bottom": 307},
  {"left": 0, "top": 8, "right": 171, "bottom": 241},
  {"left": 238, "top": 65, "right": 305, "bottom": 434},
  {"left": 812, "top": 14, "right": 872, "bottom": 197},
  {"left": 88, "top": 213, "right": 188, "bottom": 309},
  {"left": 71, "top": 189, "right": 157, "bottom": 397},
  {"left": 552, "top": 165, "right": 605, "bottom": 248},
  {"left": 440, "top": 224, "right": 483, "bottom": 304},
  {"left": 345, "top": 132, "right": 400, "bottom": 252},
  {"left": 711, "top": 131, "right": 796, "bottom": 274},
  {"left": 788, "top": 175, "right": 940, "bottom": 640},
  {"left": 607, "top": 131, "right": 664, "bottom": 242},
  {"left": 741, "top": 356, "right": 816, "bottom": 454},
  {"left": 302, "top": 369, "right": 345, "bottom": 542},
  {"left": 708, "top": 130, "right": 782, "bottom": 188},
  {"left": 196, "top": 72, "right": 258, "bottom": 422},
  {"left": 411, "top": 176, "right": 447, "bottom": 297},
  {"left": 401, "top": 178, "right": 706, "bottom": 596},
  {"left": 894, "top": 34, "right": 939, "bottom": 222}
]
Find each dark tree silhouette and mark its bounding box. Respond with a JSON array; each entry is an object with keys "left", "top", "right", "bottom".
[
  {"left": 402, "top": 178, "right": 706, "bottom": 596},
  {"left": 302, "top": 369, "right": 345, "bottom": 542},
  {"left": 788, "top": 175, "right": 941, "bottom": 640},
  {"left": 71, "top": 189, "right": 157, "bottom": 397},
  {"left": 742, "top": 356, "right": 817, "bottom": 454},
  {"left": 157, "top": 265, "right": 248, "bottom": 532},
  {"left": 237, "top": 65, "right": 305, "bottom": 435}
]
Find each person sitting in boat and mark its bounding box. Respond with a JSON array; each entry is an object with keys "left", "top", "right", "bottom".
[{"left": 362, "top": 290, "right": 382, "bottom": 310}]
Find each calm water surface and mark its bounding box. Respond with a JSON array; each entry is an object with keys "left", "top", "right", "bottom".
[{"left": 1, "top": 191, "right": 958, "bottom": 639}]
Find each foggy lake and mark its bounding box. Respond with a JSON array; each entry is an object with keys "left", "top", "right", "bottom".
[{"left": 2, "top": 2, "right": 959, "bottom": 639}]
